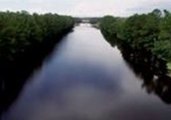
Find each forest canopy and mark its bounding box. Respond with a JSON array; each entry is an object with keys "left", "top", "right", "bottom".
[
  {"left": 0, "top": 11, "right": 74, "bottom": 61},
  {"left": 100, "top": 9, "right": 171, "bottom": 62}
]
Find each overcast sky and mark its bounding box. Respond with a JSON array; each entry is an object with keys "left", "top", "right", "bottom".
[{"left": 0, "top": 0, "right": 171, "bottom": 17}]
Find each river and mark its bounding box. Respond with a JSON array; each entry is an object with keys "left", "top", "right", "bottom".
[{"left": 2, "top": 24, "right": 171, "bottom": 120}]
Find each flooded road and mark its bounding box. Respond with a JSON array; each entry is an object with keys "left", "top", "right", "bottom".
[{"left": 2, "top": 24, "right": 171, "bottom": 120}]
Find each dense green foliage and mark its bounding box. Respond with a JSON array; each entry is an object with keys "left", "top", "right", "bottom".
[
  {"left": 0, "top": 11, "right": 74, "bottom": 113},
  {"left": 100, "top": 9, "right": 171, "bottom": 62},
  {"left": 0, "top": 11, "right": 74, "bottom": 61}
]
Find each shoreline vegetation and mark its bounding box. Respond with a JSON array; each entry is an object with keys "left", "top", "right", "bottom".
[
  {"left": 0, "top": 11, "right": 74, "bottom": 114},
  {"left": 99, "top": 9, "right": 171, "bottom": 74},
  {"left": 0, "top": 11, "right": 74, "bottom": 62},
  {"left": 99, "top": 9, "right": 171, "bottom": 104}
]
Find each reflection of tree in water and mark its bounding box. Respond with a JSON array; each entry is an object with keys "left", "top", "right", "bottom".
[
  {"left": 0, "top": 36, "right": 65, "bottom": 116},
  {"left": 119, "top": 44, "right": 171, "bottom": 104}
]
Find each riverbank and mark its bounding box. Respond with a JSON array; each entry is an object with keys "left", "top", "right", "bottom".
[
  {"left": 0, "top": 11, "right": 74, "bottom": 115},
  {"left": 91, "top": 23, "right": 100, "bottom": 29},
  {"left": 100, "top": 10, "right": 171, "bottom": 64}
]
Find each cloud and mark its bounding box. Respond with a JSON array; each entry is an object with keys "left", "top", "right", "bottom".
[
  {"left": 0, "top": 0, "right": 171, "bottom": 16},
  {"left": 126, "top": 0, "right": 171, "bottom": 14}
]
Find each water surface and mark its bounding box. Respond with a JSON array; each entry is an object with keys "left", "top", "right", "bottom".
[{"left": 2, "top": 24, "right": 171, "bottom": 120}]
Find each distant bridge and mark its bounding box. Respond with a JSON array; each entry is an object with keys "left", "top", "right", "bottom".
[{"left": 74, "top": 17, "right": 101, "bottom": 24}]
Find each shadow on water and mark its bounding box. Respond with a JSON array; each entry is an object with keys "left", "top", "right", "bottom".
[
  {"left": 0, "top": 29, "right": 73, "bottom": 115},
  {"left": 118, "top": 44, "right": 171, "bottom": 104},
  {"left": 2, "top": 24, "right": 171, "bottom": 120},
  {"left": 102, "top": 29, "right": 171, "bottom": 105}
]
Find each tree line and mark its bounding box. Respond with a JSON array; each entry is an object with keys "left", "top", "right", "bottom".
[
  {"left": 100, "top": 9, "right": 171, "bottom": 64},
  {"left": 0, "top": 11, "right": 74, "bottom": 62},
  {"left": 0, "top": 11, "right": 74, "bottom": 114}
]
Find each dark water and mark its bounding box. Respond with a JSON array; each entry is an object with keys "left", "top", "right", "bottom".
[{"left": 2, "top": 24, "right": 171, "bottom": 120}]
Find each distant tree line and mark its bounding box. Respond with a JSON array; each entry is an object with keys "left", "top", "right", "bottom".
[
  {"left": 74, "top": 17, "right": 101, "bottom": 24},
  {"left": 0, "top": 11, "right": 74, "bottom": 62},
  {"left": 100, "top": 9, "right": 171, "bottom": 63}
]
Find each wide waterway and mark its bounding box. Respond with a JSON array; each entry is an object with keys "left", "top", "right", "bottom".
[{"left": 2, "top": 24, "right": 171, "bottom": 120}]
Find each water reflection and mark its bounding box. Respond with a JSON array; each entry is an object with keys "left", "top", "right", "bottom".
[
  {"left": 119, "top": 44, "right": 171, "bottom": 104},
  {"left": 2, "top": 24, "right": 171, "bottom": 120},
  {"left": 0, "top": 32, "right": 66, "bottom": 115}
]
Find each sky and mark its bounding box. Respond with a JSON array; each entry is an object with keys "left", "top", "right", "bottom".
[{"left": 0, "top": 0, "right": 171, "bottom": 17}]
